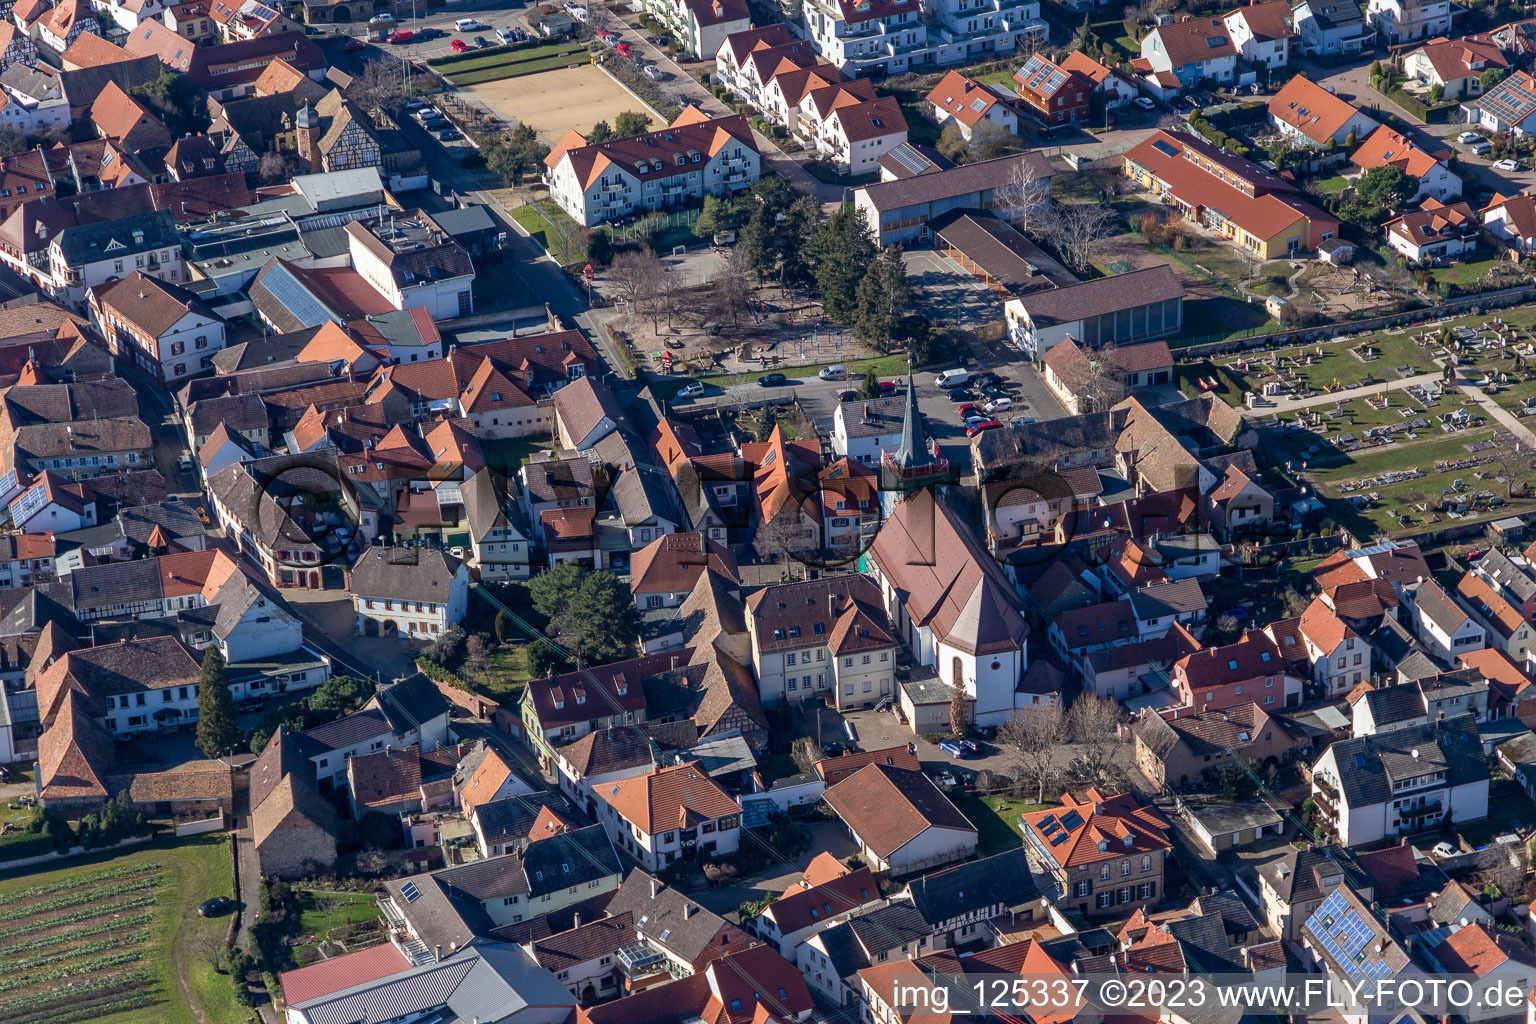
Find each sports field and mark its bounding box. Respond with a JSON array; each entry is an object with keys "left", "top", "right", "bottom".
[{"left": 463, "top": 64, "right": 658, "bottom": 141}]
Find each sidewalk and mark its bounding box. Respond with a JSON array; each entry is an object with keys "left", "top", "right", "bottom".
[
  {"left": 1458, "top": 383, "right": 1536, "bottom": 448},
  {"left": 1241, "top": 368, "right": 1448, "bottom": 417}
]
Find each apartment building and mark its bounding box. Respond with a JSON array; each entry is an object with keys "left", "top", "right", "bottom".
[{"left": 545, "top": 106, "right": 760, "bottom": 227}]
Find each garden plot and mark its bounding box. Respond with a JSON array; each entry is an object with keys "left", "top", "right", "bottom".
[{"left": 0, "top": 837, "right": 239, "bottom": 1024}]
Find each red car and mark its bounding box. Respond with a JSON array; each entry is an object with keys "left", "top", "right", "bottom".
[
  {"left": 343, "top": 38, "right": 365, "bottom": 50},
  {"left": 615, "top": 41, "right": 631, "bottom": 56},
  {"left": 957, "top": 403, "right": 980, "bottom": 419},
  {"left": 965, "top": 419, "right": 1002, "bottom": 437},
  {"left": 877, "top": 380, "right": 898, "bottom": 395},
  {"left": 451, "top": 38, "right": 468, "bottom": 51}
]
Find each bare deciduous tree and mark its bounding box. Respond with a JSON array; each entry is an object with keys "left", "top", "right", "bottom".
[
  {"left": 1066, "top": 694, "right": 1125, "bottom": 792},
  {"left": 997, "top": 702, "right": 1065, "bottom": 804},
  {"left": 708, "top": 255, "right": 751, "bottom": 329},
  {"left": 1040, "top": 201, "right": 1116, "bottom": 275},
  {"left": 348, "top": 58, "right": 408, "bottom": 115},
  {"left": 792, "top": 736, "right": 824, "bottom": 773},
  {"left": 1084, "top": 340, "right": 1129, "bottom": 412},
  {"left": 609, "top": 248, "right": 665, "bottom": 320},
  {"left": 257, "top": 151, "right": 288, "bottom": 184},
  {"left": 995, "top": 155, "right": 1048, "bottom": 237}
]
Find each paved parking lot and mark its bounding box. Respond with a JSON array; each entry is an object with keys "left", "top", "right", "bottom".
[{"left": 903, "top": 250, "right": 1008, "bottom": 335}]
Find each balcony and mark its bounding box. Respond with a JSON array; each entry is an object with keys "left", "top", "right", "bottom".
[{"left": 617, "top": 940, "right": 670, "bottom": 983}]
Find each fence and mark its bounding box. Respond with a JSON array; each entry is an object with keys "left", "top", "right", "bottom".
[{"left": 1177, "top": 280, "right": 1536, "bottom": 359}]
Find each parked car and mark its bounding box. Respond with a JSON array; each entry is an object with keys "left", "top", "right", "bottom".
[
  {"left": 177, "top": 454, "right": 194, "bottom": 472},
  {"left": 938, "top": 739, "right": 974, "bottom": 759},
  {"left": 1471, "top": 142, "right": 1492, "bottom": 156},
  {"left": 758, "top": 372, "right": 787, "bottom": 386},
  {"left": 643, "top": 64, "right": 664, "bottom": 81},
  {"left": 1134, "top": 96, "right": 1156, "bottom": 110},
  {"left": 957, "top": 402, "right": 980, "bottom": 419},
  {"left": 676, "top": 381, "right": 705, "bottom": 398},
  {"left": 965, "top": 419, "right": 1002, "bottom": 437},
  {"left": 615, "top": 41, "right": 631, "bottom": 56},
  {"left": 402, "top": 97, "right": 426, "bottom": 109},
  {"left": 421, "top": 117, "right": 450, "bottom": 132},
  {"left": 877, "top": 380, "right": 898, "bottom": 395},
  {"left": 974, "top": 371, "right": 1002, "bottom": 388},
  {"left": 413, "top": 106, "right": 441, "bottom": 120},
  {"left": 368, "top": 12, "right": 393, "bottom": 22},
  {"left": 197, "top": 896, "right": 234, "bottom": 917},
  {"left": 496, "top": 26, "right": 516, "bottom": 42},
  {"left": 387, "top": 28, "right": 414, "bottom": 42},
  {"left": 343, "top": 37, "right": 365, "bottom": 50},
  {"left": 450, "top": 38, "right": 468, "bottom": 51},
  {"left": 473, "top": 35, "right": 491, "bottom": 47},
  {"left": 959, "top": 739, "right": 981, "bottom": 757},
  {"left": 947, "top": 387, "right": 974, "bottom": 402},
  {"left": 435, "top": 128, "right": 463, "bottom": 141},
  {"left": 838, "top": 390, "right": 858, "bottom": 402},
  {"left": 1457, "top": 131, "right": 1483, "bottom": 144},
  {"left": 984, "top": 397, "right": 1013, "bottom": 413},
  {"left": 1494, "top": 158, "right": 1521, "bottom": 171},
  {"left": 454, "top": 17, "right": 485, "bottom": 30}
]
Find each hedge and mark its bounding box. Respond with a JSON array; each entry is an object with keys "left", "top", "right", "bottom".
[{"left": 0, "top": 828, "right": 56, "bottom": 862}]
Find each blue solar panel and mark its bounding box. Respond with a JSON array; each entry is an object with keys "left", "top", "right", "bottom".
[
  {"left": 0, "top": 470, "right": 19, "bottom": 497},
  {"left": 10, "top": 483, "right": 45, "bottom": 525}
]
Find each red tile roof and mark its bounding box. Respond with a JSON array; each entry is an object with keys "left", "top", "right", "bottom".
[
  {"left": 599, "top": 762, "right": 739, "bottom": 834},
  {"left": 278, "top": 944, "right": 410, "bottom": 1005},
  {"left": 1147, "top": 17, "right": 1238, "bottom": 65},
  {"left": 1018, "top": 789, "right": 1170, "bottom": 868},
  {"left": 1269, "top": 74, "right": 1370, "bottom": 144},
  {"left": 927, "top": 70, "right": 1006, "bottom": 127}
]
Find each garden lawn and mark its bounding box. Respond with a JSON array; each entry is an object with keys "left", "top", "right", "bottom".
[
  {"left": 977, "top": 67, "right": 1018, "bottom": 90},
  {"left": 294, "top": 890, "right": 383, "bottom": 959},
  {"left": 512, "top": 202, "right": 586, "bottom": 266},
  {"left": 961, "top": 794, "right": 1053, "bottom": 850},
  {"left": 1313, "top": 175, "right": 1349, "bottom": 194},
  {"left": 448, "top": 55, "right": 588, "bottom": 85},
  {"left": 479, "top": 436, "right": 559, "bottom": 476},
  {"left": 0, "top": 834, "right": 242, "bottom": 1024},
  {"left": 1432, "top": 256, "right": 1504, "bottom": 287},
  {"left": 426, "top": 41, "right": 582, "bottom": 71}
]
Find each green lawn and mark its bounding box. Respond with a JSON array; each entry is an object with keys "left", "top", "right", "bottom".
[
  {"left": 0, "top": 835, "right": 243, "bottom": 1024},
  {"left": 426, "top": 41, "right": 583, "bottom": 71},
  {"left": 977, "top": 66, "right": 1018, "bottom": 90},
  {"left": 512, "top": 202, "right": 587, "bottom": 267},
  {"left": 294, "top": 890, "right": 383, "bottom": 959},
  {"left": 1432, "top": 256, "right": 1504, "bottom": 287},
  {"left": 698, "top": 354, "right": 911, "bottom": 387},
  {"left": 959, "top": 794, "right": 1053, "bottom": 853},
  {"left": 479, "top": 436, "right": 559, "bottom": 475},
  {"left": 1313, "top": 175, "right": 1349, "bottom": 194},
  {"left": 448, "top": 54, "right": 589, "bottom": 85}
]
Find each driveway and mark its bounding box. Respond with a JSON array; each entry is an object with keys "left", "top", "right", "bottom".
[{"left": 691, "top": 820, "right": 858, "bottom": 921}]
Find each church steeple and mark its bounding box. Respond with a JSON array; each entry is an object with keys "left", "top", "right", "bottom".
[{"left": 880, "top": 361, "right": 950, "bottom": 513}]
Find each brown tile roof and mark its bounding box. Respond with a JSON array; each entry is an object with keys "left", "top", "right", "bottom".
[
  {"left": 631, "top": 532, "right": 739, "bottom": 594},
  {"left": 745, "top": 575, "right": 894, "bottom": 655},
  {"left": 765, "top": 866, "right": 877, "bottom": 933},
  {"left": 1352, "top": 126, "right": 1449, "bottom": 179},
  {"left": 1177, "top": 631, "right": 1284, "bottom": 689},
  {"left": 1299, "top": 596, "right": 1356, "bottom": 653},
  {"left": 459, "top": 745, "right": 517, "bottom": 809},
  {"left": 62, "top": 31, "right": 134, "bottom": 69},
  {"left": 703, "top": 944, "right": 814, "bottom": 1024},
  {"left": 1387, "top": 197, "right": 1479, "bottom": 249},
  {"left": 94, "top": 271, "right": 215, "bottom": 338},
  {"left": 828, "top": 95, "right": 907, "bottom": 143},
  {"left": 529, "top": 911, "right": 634, "bottom": 971},
  {"left": 1456, "top": 571, "right": 1526, "bottom": 640},
  {"left": 597, "top": 762, "right": 739, "bottom": 833},
  {"left": 347, "top": 744, "right": 421, "bottom": 809},
  {"left": 36, "top": 635, "right": 201, "bottom": 725},
  {"left": 1018, "top": 789, "right": 1171, "bottom": 868},
  {"left": 860, "top": 151, "right": 1053, "bottom": 213},
  {"left": 822, "top": 763, "right": 974, "bottom": 858},
  {"left": 38, "top": 690, "right": 113, "bottom": 802},
  {"left": 1435, "top": 921, "right": 1536, "bottom": 975},
  {"left": 1148, "top": 16, "right": 1238, "bottom": 64},
  {"left": 1227, "top": 0, "right": 1295, "bottom": 41},
  {"left": 813, "top": 744, "right": 920, "bottom": 786},
  {"left": 525, "top": 652, "right": 670, "bottom": 728},
  {"left": 110, "top": 760, "right": 233, "bottom": 804},
  {"left": 1414, "top": 35, "right": 1506, "bottom": 84}
]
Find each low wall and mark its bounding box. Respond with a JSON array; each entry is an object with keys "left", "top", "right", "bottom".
[
  {"left": 0, "top": 833, "right": 154, "bottom": 872},
  {"left": 175, "top": 813, "right": 228, "bottom": 838},
  {"left": 1180, "top": 283, "right": 1536, "bottom": 360}
]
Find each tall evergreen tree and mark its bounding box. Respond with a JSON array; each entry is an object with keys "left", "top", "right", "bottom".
[
  {"left": 853, "top": 246, "right": 912, "bottom": 350},
  {"left": 736, "top": 206, "right": 775, "bottom": 285},
  {"left": 809, "top": 207, "right": 876, "bottom": 324},
  {"left": 195, "top": 648, "right": 240, "bottom": 758}
]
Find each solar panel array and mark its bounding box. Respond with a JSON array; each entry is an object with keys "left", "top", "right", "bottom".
[
  {"left": 1480, "top": 78, "right": 1536, "bottom": 128},
  {"left": 1305, "top": 890, "right": 1394, "bottom": 990},
  {"left": 1020, "top": 56, "right": 1067, "bottom": 96},
  {"left": 887, "top": 145, "right": 931, "bottom": 176},
  {"left": 9, "top": 482, "right": 45, "bottom": 527},
  {"left": 401, "top": 881, "right": 421, "bottom": 903},
  {"left": 1060, "top": 810, "right": 1084, "bottom": 831}
]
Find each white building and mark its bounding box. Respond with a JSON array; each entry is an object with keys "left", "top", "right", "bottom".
[
  {"left": 1310, "top": 714, "right": 1488, "bottom": 846},
  {"left": 745, "top": 575, "right": 899, "bottom": 711},
  {"left": 1407, "top": 578, "right": 1487, "bottom": 664},
  {"left": 1287, "top": 598, "right": 1371, "bottom": 697},
  {"left": 1139, "top": 17, "right": 1240, "bottom": 87},
  {"left": 1222, "top": 0, "right": 1294, "bottom": 69},
  {"left": 822, "top": 762, "right": 977, "bottom": 874},
  {"left": 593, "top": 762, "right": 742, "bottom": 872},
  {"left": 795, "top": 0, "right": 1041, "bottom": 77},
  {"left": 1292, "top": 0, "right": 1376, "bottom": 55},
  {"left": 544, "top": 106, "right": 760, "bottom": 228},
  {"left": 48, "top": 210, "right": 186, "bottom": 309},
  {"left": 90, "top": 271, "right": 226, "bottom": 383},
  {"left": 1365, "top": 0, "right": 1451, "bottom": 44},
  {"left": 832, "top": 397, "right": 905, "bottom": 463},
  {"left": 347, "top": 546, "right": 469, "bottom": 638},
  {"left": 344, "top": 212, "right": 474, "bottom": 322},
  {"left": 460, "top": 469, "right": 532, "bottom": 582}
]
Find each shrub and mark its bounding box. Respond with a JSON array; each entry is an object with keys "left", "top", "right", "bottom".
[{"left": 421, "top": 625, "right": 467, "bottom": 666}]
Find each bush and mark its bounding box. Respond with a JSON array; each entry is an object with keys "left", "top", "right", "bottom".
[{"left": 421, "top": 625, "right": 467, "bottom": 666}]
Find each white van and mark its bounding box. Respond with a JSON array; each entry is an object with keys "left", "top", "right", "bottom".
[
  {"left": 818, "top": 364, "right": 847, "bottom": 381},
  {"left": 935, "top": 368, "right": 969, "bottom": 389}
]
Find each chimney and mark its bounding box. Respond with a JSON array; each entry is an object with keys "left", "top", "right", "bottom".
[
  {"left": 651, "top": 877, "right": 662, "bottom": 899},
  {"left": 684, "top": 903, "right": 695, "bottom": 919},
  {"left": 573, "top": 911, "right": 582, "bottom": 928},
  {"left": 434, "top": 944, "right": 442, "bottom": 961}
]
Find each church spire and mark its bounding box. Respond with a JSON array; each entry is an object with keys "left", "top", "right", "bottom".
[{"left": 893, "top": 362, "right": 936, "bottom": 470}]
